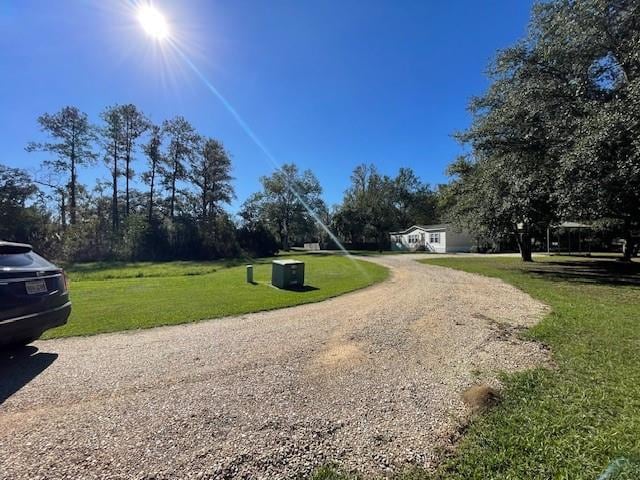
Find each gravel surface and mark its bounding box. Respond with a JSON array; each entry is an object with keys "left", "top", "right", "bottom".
[{"left": 0, "top": 255, "right": 549, "bottom": 479}]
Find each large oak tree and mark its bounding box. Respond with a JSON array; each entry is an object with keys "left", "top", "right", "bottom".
[{"left": 448, "top": 0, "right": 640, "bottom": 261}]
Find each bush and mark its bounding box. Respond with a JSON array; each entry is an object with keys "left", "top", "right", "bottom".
[{"left": 237, "top": 225, "right": 279, "bottom": 257}]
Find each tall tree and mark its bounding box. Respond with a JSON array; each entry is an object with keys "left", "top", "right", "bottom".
[
  {"left": 444, "top": 151, "right": 556, "bottom": 262},
  {"left": 119, "top": 104, "right": 149, "bottom": 218},
  {"left": 188, "top": 138, "right": 235, "bottom": 224},
  {"left": 26, "top": 106, "right": 95, "bottom": 225},
  {"left": 240, "top": 164, "right": 324, "bottom": 250},
  {"left": 33, "top": 171, "right": 68, "bottom": 229},
  {"left": 537, "top": 0, "right": 640, "bottom": 260},
  {"left": 162, "top": 116, "right": 199, "bottom": 219},
  {"left": 100, "top": 105, "right": 125, "bottom": 230},
  {"left": 142, "top": 125, "right": 163, "bottom": 222},
  {"left": 347, "top": 164, "right": 397, "bottom": 249},
  {"left": 392, "top": 167, "right": 438, "bottom": 227},
  {"left": 450, "top": 0, "right": 640, "bottom": 261}
]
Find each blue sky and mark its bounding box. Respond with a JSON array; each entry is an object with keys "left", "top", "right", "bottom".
[{"left": 0, "top": 0, "right": 533, "bottom": 212}]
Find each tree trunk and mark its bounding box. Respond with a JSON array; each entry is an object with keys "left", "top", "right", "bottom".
[
  {"left": 112, "top": 144, "right": 119, "bottom": 230},
  {"left": 60, "top": 191, "right": 67, "bottom": 231},
  {"left": 170, "top": 158, "right": 177, "bottom": 219},
  {"left": 70, "top": 144, "right": 77, "bottom": 225},
  {"left": 125, "top": 151, "right": 131, "bottom": 218},
  {"left": 516, "top": 231, "right": 533, "bottom": 262},
  {"left": 148, "top": 164, "right": 155, "bottom": 223},
  {"left": 282, "top": 221, "right": 290, "bottom": 251},
  {"left": 622, "top": 219, "right": 635, "bottom": 262},
  {"left": 202, "top": 176, "right": 208, "bottom": 225}
]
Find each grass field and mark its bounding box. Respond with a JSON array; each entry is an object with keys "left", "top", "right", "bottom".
[
  {"left": 45, "top": 253, "right": 388, "bottom": 339},
  {"left": 313, "top": 255, "right": 640, "bottom": 480}
]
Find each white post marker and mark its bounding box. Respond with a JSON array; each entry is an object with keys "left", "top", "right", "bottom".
[{"left": 246, "top": 265, "right": 253, "bottom": 284}]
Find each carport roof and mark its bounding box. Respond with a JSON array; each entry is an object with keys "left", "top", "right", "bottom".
[{"left": 553, "top": 221, "right": 592, "bottom": 229}]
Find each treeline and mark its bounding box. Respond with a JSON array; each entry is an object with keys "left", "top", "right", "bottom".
[
  {"left": 2, "top": 105, "right": 443, "bottom": 261},
  {"left": 7, "top": 105, "right": 269, "bottom": 261},
  {"left": 238, "top": 163, "right": 441, "bottom": 251}
]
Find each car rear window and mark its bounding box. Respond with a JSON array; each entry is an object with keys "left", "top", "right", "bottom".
[{"left": 0, "top": 252, "right": 54, "bottom": 269}]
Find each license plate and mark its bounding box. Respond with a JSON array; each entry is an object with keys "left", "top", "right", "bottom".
[{"left": 25, "top": 279, "right": 47, "bottom": 295}]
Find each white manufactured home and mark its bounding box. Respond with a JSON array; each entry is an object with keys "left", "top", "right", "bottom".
[{"left": 389, "top": 224, "right": 474, "bottom": 253}]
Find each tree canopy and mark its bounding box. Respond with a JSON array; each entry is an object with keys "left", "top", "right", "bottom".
[
  {"left": 239, "top": 164, "right": 325, "bottom": 250},
  {"left": 333, "top": 165, "right": 439, "bottom": 250},
  {"left": 447, "top": 0, "right": 640, "bottom": 261}
]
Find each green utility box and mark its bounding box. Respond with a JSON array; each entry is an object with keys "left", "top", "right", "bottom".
[{"left": 271, "top": 259, "right": 305, "bottom": 289}]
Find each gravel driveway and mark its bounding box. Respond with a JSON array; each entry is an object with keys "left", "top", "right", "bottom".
[{"left": 0, "top": 255, "right": 548, "bottom": 479}]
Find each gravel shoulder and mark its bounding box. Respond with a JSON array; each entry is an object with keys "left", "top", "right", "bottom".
[{"left": 0, "top": 254, "right": 549, "bottom": 479}]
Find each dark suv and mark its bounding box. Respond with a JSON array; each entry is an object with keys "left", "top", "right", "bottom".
[{"left": 0, "top": 241, "right": 71, "bottom": 347}]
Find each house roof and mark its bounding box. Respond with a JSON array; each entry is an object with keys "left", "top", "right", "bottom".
[{"left": 390, "top": 224, "right": 450, "bottom": 235}]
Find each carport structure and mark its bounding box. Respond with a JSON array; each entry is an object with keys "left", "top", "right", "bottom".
[{"left": 546, "top": 221, "right": 592, "bottom": 254}]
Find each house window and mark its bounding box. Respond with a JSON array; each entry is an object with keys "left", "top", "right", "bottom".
[{"left": 429, "top": 232, "right": 441, "bottom": 244}]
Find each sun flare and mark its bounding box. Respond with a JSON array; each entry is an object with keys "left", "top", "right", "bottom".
[{"left": 137, "top": 4, "right": 169, "bottom": 40}]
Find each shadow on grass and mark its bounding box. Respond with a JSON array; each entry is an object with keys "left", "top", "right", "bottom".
[
  {"left": 0, "top": 345, "right": 58, "bottom": 406},
  {"left": 280, "top": 250, "right": 337, "bottom": 258},
  {"left": 289, "top": 285, "right": 320, "bottom": 292},
  {"left": 251, "top": 280, "right": 320, "bottom": 291},
  {"left": 269, "top": 284, "right": 320, "bottom": 292},
  {"left": 526, "top": 260, "right": 640, "bottom": 287}
]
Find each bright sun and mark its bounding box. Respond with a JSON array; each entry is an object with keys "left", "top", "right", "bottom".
[{"left": 137, "top": 4, "right": 169, "bottom": 40}]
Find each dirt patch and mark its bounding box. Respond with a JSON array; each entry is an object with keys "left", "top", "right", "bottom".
[
  {"left": 316, "top": 340, "right": 366, "bottom": 368},
  {"left": 462, "top": 384, "right": 501, "bottom": 412}
]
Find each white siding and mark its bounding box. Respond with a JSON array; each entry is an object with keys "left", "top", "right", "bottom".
[{"left": 390, "top": 224, "right": 474, "bottom": 253}]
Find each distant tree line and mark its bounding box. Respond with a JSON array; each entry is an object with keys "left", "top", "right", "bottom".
[
  {"left": 2, "top": 105, "right": 443, "bottom": 261},
  {"left": 238, "top": 163, "right": 442, "bottom": 252},
  {"left": 6, "top": 105, "right": 269, "bottom": 261},
  {"left": 330, "top": 164, "right": 440, "bottom": 250}
]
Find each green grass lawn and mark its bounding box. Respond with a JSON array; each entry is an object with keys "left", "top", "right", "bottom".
[
  {"left": 46, "top": 254, "right": 387, "bottom": 339},
  {"left": 416, "top": 255, "right": 640, "bottom": 480}
]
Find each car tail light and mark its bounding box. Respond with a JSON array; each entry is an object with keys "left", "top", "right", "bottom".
[{"left": 62, "top": 270, "right": 69, "bottom": 293}]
